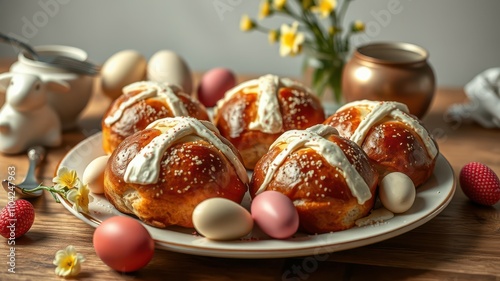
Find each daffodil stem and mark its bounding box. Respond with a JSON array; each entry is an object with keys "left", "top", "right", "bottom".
[
  {"left": 337, "top": 0, "right": 352, "bottom": 28},
  {"left": 255, "top": 25, "right": 271, "bottom": 33},
  {"left": 21, "top": 185, "right": 66, "bottom": 203},
  {"left": 50, "top": 191, "right": 61, "bottom": 203}
]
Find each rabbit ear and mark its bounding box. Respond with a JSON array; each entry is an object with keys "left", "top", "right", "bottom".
[
  {"left": 44, "top": 78, "right": 70, "bottom": 93},
  {"left": 0, "top": 73, "right": 13, "bottom": 91}
]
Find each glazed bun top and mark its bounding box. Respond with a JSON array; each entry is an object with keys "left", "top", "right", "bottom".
[
  {"left": 101, "top": 81, "right": 209, "bottom": 154},
  {"left": 213, "top": 74, "right": 325, "bottom": 169},
  {"left": 122, "top": 116, "right": 248, "bottom": 186},
  {"left": 253, "top": 124, "right": 374, "bottom": 205},
  {"left": 215, "top": 74, "right": 324, "bottom": 135},
  {"left": 333, "top": 100, "right": 438, "bottom": 160},
  {"left": 104, "top": 81, "right": 198, "bottom": 127},
  {"left": 325, "top": 100, "right": 438, "bottom": 186}
]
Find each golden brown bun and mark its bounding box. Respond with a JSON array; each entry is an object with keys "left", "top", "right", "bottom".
[
  {"left": 250, "top": 125, "right": 379, "bottom": 234},
  {"left": 214, "top": 75, "right": 325, "bottom": 169},
  {"left": 324, "top": 100, "right": 438, "bottom": 187},
  {"left": 104, "top": 117, "right": 248, "bottom": 228},
  {"left": 102, "top": 81, "right": 209, "bottom": 155}
]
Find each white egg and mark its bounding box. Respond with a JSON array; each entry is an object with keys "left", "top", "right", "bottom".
[
  {"left": 192, "top": 198, "right": 253, "bottom": 241},
  {"left": 379, "top": 172, "right": 416, "bottom": 213},
  {"left": 82, "top": 155, "right": 110, "bottom": 194},
  {"left": 147, "top": 50, "right": 193, "bottom": 94},
  {"left": 101, "top": 50, "right": 147, "bottom": 99}
]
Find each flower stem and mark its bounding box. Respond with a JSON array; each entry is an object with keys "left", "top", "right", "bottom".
[
  {"left": 337, "top": 0, "right": 352, "bottom": 28},
  {"left": 22, "top": 185, "right": 66, "bottom": 203}
]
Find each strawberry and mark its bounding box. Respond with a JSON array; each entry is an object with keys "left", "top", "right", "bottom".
[
  {"left": 0, "top": 199, "right": 35, "bottom": 239},
  {"left": 459, "top": 162, "right": 500, "bottom": 206}
]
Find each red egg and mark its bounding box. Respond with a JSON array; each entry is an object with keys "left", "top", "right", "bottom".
[
  {"left": 251, "top": 191, "right": 299, "bottom": 239},
  {"left": 93, "top": 216, "right": 155, "bottom": 272},
  {"left": 197, "top": 67, "right": 236, "bottom": 107}
]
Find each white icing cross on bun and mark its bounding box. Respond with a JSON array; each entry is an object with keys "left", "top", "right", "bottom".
[
  {"left": 257, "top": 124, "right": 372, "bottom": 204},
  {"left": 124, "top": 117, "right": 248, "bottom": 185},
  {"left": 337, "top": 100, "right": 438, "bottom": 158},
  {"left": 104, "top": 81, "right": 188, "bottom": 126},
  {"left": 216, "top": 74, "right": 308, "bottom": 134}
]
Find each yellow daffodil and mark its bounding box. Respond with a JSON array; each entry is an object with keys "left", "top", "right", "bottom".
[
  {"left": 238, "top": 0, "right": 362, "bottom": 103},
  {"left": 66, "top": 182, "right": 92, "bottom": 214},
  {"left": 268, "top": 30, "right": 279, "bottom": 44},
  {"left": 259, "top": 1, "right": 272, "bottom": 19},
  {"left": 351, "top": 20, "right": 365, "bottom": 32},
  {"left": 53, "top": 245, "right": 85, "bottom": 278},
  {"left": 52, "top": 167, "right": 79, "bottom": 190},
  {"left": 240, "top": 15, "right": 255, "bottom": 32},
  {"left": 279, "top": 21, "right": 305, "bottom": 57},
  {"left": 273, "top": 0, "right": 287, "bottom": 10},
  {"left": 310, "top": 0, "right": 337, "bottom": 18}
]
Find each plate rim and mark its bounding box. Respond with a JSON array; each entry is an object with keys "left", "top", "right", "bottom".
[{"left": 57, "top": 132, "right": 456, "bottom": 258}]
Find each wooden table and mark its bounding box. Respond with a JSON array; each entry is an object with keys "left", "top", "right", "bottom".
[{"left": 0, "top": 60, "right": 499, "bottom": 280}]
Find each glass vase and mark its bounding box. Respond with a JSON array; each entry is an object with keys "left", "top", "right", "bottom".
[{"left": 302, "top": 47, "right": 345, "bottom": 107}]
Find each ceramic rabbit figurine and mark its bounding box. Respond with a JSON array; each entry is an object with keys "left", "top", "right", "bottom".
[{"left": 0, "top": 72, "right": 70, "bottom": 154}]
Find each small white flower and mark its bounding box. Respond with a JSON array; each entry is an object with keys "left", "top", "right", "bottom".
[{"left": 53, "top": 245, "right": 85, "bottom": 277}]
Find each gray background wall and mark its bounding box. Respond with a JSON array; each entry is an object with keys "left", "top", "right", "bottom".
[{"left": 1, "top": 0, "right": 499, "bottom": 87}]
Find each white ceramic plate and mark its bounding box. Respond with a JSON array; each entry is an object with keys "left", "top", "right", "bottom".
[{"left": 58, "top": 132, "right": 455, "bottom": 259}]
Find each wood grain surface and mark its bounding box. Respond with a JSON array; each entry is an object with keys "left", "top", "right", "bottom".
[{"left": 0, "top": 59, "right": 499, "bottom": 280}]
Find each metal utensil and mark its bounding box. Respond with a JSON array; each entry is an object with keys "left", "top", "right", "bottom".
[
  {"left": 0, "top": 32, "right": 100, "bottom": 76},
  {"left": 2, "top": 146, "right": 46, "bottom": 198}
]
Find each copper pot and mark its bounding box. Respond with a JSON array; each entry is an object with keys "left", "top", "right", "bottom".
[{"left": 342, "top": 42, "right": 435, "bottom": 118}]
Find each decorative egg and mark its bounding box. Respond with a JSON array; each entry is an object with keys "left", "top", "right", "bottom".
[
  {"left": 93, "top": 216, "right": 155, "bottom": 272},
  {"left": 147, "top": 50, "right": 193, "bottom": 94},
  {"left": 100, "top": 50, "right": 147, "bottom": 99},
  {"left": 82, "top": 155, "right": 109, "bottom": 194},
  {"left": 192, "top": 197, "right": 253, "bottom": 240},
  {"left": 197, "top": 68, "right": 236, "bottom": 107},
  {"left": 251, "top": 191, "right": 299, "bottom": 239},
  {"left": 379, "top": 172, "right": 416, "bottom": 213}
]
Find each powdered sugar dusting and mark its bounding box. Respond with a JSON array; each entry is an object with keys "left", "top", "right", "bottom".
[{"left": 355, "top": 208, "right": 394, "bottom": 227}]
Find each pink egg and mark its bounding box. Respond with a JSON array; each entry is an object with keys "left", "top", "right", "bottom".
[
  {"left": 251, "top": 191, "right": 299, "bottom": 239},
  {"left": 93, "top": 216, "right": 155, "bottom": 272},
  {"left": 197, "top": 67, "right": 236, "bottom": 107}
]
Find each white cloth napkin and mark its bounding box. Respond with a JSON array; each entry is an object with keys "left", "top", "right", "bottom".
[{"left": 447, "top": 68, "right": 500, "bottom": 128}]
